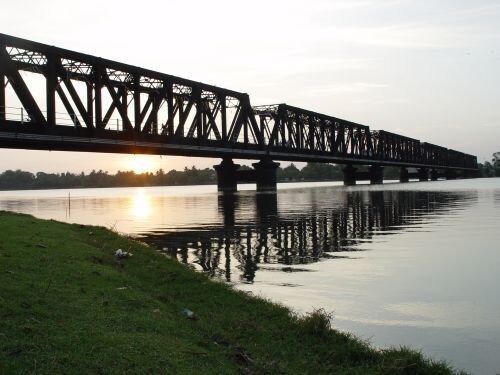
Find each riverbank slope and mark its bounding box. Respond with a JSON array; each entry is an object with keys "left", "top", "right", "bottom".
[{"left": 0, "top": 211, "right": 462, "bottom": 374}]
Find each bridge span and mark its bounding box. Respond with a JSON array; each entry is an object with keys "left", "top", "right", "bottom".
[{"left": 0, "top": 34, "right": 478, "bottom": 191}]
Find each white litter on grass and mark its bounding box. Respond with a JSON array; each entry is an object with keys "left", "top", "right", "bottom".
[{"left": 115, "top": 249, "right": 133, "bottom": 258}]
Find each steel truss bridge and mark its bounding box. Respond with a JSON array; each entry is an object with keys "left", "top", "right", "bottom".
[{"left": 0, "top": 33, "right": 477, "bottom": 190}]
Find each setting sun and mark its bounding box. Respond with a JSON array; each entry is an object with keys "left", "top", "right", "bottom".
[{"left": 123, "top": 155, "right": 158, "bottom": 174}]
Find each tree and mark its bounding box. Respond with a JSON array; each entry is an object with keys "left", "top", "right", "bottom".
[
  {"left": 278, "top": 163, "right": 301, "bottom": 181},
  {"left": 493, "top": 152, "right": 500, "bottom": 177}
]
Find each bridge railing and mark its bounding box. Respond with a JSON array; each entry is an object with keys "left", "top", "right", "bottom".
[{"left": 0, "top": 105, "right": 125, "bottom": 130}]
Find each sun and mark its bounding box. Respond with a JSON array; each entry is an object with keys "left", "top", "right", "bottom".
[{"left": 124, "top": 155, "right": 157, "bottom": 174}]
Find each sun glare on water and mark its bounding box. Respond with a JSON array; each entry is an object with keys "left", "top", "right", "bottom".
[{"left": 130, "top": 189, "right": 152, "bottom": 218}]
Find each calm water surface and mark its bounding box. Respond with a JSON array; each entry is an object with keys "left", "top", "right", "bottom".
[{"left": 1, "top": 179, "right": 499, "bottom": 374}]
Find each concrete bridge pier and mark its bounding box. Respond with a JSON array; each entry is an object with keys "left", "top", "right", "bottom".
[
  {"left": 214, "top": 158, "right": 280, "bottom": 192},
  {"left": 252, "top": 159, "right": 280, "bottom": 192},
  {"left": 430, "top": 169, "right": 439, "bottom": 181},
  {"left": 400, "top": 168, "right": 409, "bottom": 183},
  {"left": 369, "top": 165, "right": 384, "bottom": 184},
  {"left": 464, "top": 170, "right": 480, "bottom": 179},
  {"left": 343, "top": 164, "right": 357, "bottom": 186},
  {"left": 445, "top": 169, "right": 457, "bottom": 180},
  {"left": 418, "top": 168, "right": 429, "bottom": 181},
  {"left": 214, "top": 158, "right": 239, "bottom": 193}
]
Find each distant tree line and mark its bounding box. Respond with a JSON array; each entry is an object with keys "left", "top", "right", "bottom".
[
  {"left": 0, "top": 163, "right": 336, "bottom": 190},
  {"left": 0, "top": 167, "right": 217, "bottom": 190},
  {"left": 478, "top": 152, "right": 500, "bottom": 177},
  {"left": 0, "top": 154, "right": 497, "bottom": 191}
]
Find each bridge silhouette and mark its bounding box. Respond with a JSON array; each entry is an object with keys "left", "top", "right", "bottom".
[{"left": 0, "top": 34, "right": 477, "bottom": 191}]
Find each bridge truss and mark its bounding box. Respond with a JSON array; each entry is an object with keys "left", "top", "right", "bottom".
[{"left": 0, "top": 33, "right": 477, "bottom": 170}]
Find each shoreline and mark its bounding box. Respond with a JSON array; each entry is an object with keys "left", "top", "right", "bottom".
[{"left": 0, "top": 211, "right": 464, "bottom": 374}]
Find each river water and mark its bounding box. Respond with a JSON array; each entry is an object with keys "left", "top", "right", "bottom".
[{"left": 1, "top": 179, "right": 499, "bottom": 374}]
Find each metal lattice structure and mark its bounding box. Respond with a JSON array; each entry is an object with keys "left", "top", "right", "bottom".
[{"left": 0, "top": 33, "right": 477, "bottom": 170}]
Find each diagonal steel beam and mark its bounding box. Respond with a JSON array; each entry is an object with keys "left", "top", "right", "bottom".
[
  {"left": 0, "top": 46, "right": 46, "bottom": 125},
  {"left": 102, "top": 78, "right": 133, "bottom": 131},
  {"left": 56, "top": 85, "right": 81, "bottom": 127},
  {"left": 55, "top": 61, "right": 92, "bottom": 128}
]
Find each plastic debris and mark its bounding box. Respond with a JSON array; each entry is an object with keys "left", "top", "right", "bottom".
[
  {"left": 114, "top": 249, "right": 133, "bottom": 258},
  {"left": 181, "top": 308, "right": 197, "bottom": 320}
]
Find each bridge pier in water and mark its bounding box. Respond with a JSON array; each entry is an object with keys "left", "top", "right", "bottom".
[
  {"left": 214, "top": 158, "right": 240, "bottom": 193},
  {"left": 445, "top": 169, "right": 457, "bottom": 180},
  {"left": 418, "top": 168, "right": 429, "bottom": 181},
  {"left": 369, "top": 165, "right": 384, "bottom": 184},
  {"left": 214, "top": 158, "right": 280, "bottom": 193},
  {"left": 252, "top": 159, "right": 280, "bottom": 192},
  {"left": 343, "top": 165, "right": 357, "bottom": 186},
  {"left": 430, "top": 169, "right": 439, "bottom": 181},
  {"left": 343, "top": 164, "right": 384, "bottom": 185},
  {"left": 400, "top": 168, "right": 410, "bottom": 183}
]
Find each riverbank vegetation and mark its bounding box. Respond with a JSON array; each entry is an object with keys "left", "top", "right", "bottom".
[
  {"left": 478, "top": 152, "right": 500, "bottom": 177},
  {"left": 0, "top": 151, "right": 496, "bottom": 191},
  {"left": 0, "top": 211, "right": 463, "bottom": 374},
  {"left": 0, "top": 163, "right": 402, "bottom": 190},
  {"left": 0, "top": 152, "right": 500, "bottom": 190}
]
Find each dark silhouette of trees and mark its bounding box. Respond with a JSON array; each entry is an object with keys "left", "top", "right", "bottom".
[
  {"left": 0, "top": 156, "right": 491, "bottom": 191},
  {"left": 478, "top": 152, "right": 500, "bottom": 177},
  {"left": 1, "top": 163, "right": 344, "bottom": 190},
  {"left": 493, "top": 152, "right": 500, "bottom": 176}
]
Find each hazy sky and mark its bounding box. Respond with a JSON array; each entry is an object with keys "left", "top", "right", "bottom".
[{"left": 1, "top": 0, "right": 499, "bottom": 173}]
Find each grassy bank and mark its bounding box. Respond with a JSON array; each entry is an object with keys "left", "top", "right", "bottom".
[{"left": 0, "top": 211, "right": 462, "bottom": 374}]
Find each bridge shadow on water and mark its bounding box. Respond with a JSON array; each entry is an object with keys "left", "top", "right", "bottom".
[{"left": 140, "top": 187, "right": 476, "bottom": 283}]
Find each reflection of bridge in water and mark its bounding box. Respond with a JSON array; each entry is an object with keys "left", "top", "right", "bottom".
[{"left": 142, "top": 189, "right": 475, "bottom": 283}]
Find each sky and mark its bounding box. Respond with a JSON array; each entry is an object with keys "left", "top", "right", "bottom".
[{"left": 1, "top": 0, "right": 499, "bottom": 173}]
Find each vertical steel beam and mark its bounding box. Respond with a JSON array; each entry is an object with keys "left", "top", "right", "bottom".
[
  {"left": 94, "top": 66, "right": 102, "bottom": 128},
  {"left": 295, "top": 113, "right": 302, "bottom": 149},
  {"left": 278, "top": 106, "right": 286, "bottom": 147},
  {"left": 121, "top": 89, "right": 128, "bottom": 123},
  {"left": 221, "top": 95, "right": 227, "bottom": 141},
  {"left": 46, "top": 54, "right": 57, "bottom": 125},
  {"left": 133, "top": 74, "right": 141, "bottom": 132},
  {"left": 166, "top": 82, "right": 173, "bottom": 136},
  {"left": 151, "top": 95, "right": 158, "bottom": 135},
  {"left": 243, "top": 114, "right": 248, "bottom": 144},
  {"left": 87, "top": 82, "right": 93, "bottom": 126},
  {"left": 0, "top": 41, "right": 6, "bottom": 121},
  {"left": 0, "top": 80, "right": 4, "bottom": 122},
  {"left": 195, "top": 89, "right": 202, "bottom": 138},
  {"left": 0, "top": 73, "right": 4, "bottom": 121},
  {"left": 309, "top": 116, "right": 314, "bottom": 150}
]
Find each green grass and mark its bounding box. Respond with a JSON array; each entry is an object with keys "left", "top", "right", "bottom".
[{"left": 0, "top": 211, "right": 464, "bottom": 374}]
